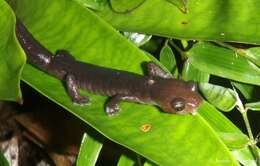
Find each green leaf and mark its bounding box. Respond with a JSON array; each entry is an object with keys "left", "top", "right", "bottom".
[
  {"left": 245, "top": 101, "right": 260, "bottom": 111},
  {"left": 188, "top": 42, "right": 260, "bottom": 86},
  {"left": 198, "top": 102, "right": 250, "bottom": 151},
  {"left": 76, "top": 133, "right": 104, "bottom": 166},
  {"left": 0, "top": 1, "right": 25, "bottom": 102},
  {"left": 199, "top": 83, "right": 236, "bottom": 112},
  {"left": 182, "top": 59, "right": 209, "bottom": 82},
  {"left": 0, "top": 153, "right": 9, "bottom": 166},
  {"left": 181, "top": 39, "right": 189, "bottom": 49},
  {"left": 159, "top": 45, "right": 178, "bottom": 78},
  {"left": 232, "top": 82, "right": 255, "bottom": 101},
  {"left": 117, "top": 154, "right": 135, "bottom": 166},
  {"left": 218, "top": 132, "right": 249, "bottom": 150},
  {"left": 144, "top": 160, "right": 157, "bottom": 166},
  {"left": 109, "top": 0, "right": 146, "bottom": 13},
  {"left": 123, "top": 32, "right": 152, "bottom": 47},
  {"left": 232, "top": 147, "right": 258, "bottom": 166},
  {"left": 198, "top": 101, "right": 238, "bottom": 133},
  {"left": 181, "top": 61, "right": 249, "bottom": 150},
  {"left": 73, "top": 0, "right": 107, "bottom": 10},
  {"left": 140, "top": 39, "right": 160, "bottom": 54},
  {"left": 181, "top": 42, "right": 252, "bottom": 163},
  {"left": 238, "top": 47, "right": 260, "bottom": 67},
  {"left": 97, "top": 0, "right": 260, "bottom": 44},
  {"left": 165, "top": 0, "right": 188, "bottom": 13},
  {"left": 9, "top": 0, "right": 241, "bottom": 165}
]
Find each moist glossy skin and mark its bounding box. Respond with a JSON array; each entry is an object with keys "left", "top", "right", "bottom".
[{"left": 16, "top": 19, "right": 202, "bottom": 116}]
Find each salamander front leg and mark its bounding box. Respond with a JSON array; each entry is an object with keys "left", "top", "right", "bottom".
[
  {"left": 105, "top": 95, "right": 139, "bottom": 116},
  {"left": 145, "top": 62, "right": 172, "bottom": 78},
  {"left": 66, "top": 74, "right": 90, "bottom": 105}
]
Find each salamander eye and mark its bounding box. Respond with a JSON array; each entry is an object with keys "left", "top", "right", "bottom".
[{"left": 171, "top": 98, "right": 186, "bottom": 112}]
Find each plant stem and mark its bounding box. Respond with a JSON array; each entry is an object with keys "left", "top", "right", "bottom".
[
  {"left": 214, "top": 41, "right": 235, "bottom": 50},
  {"left": 164, "top": 39, "right": 169, "bottom": 47},
  {"left": 233, "top": 86, "right": 260, "bottom": 165},
  {"left": 168, "top": 40, "right": 187, "bottom": 60},
  {"left": 242, "top": 111, "right": 260, "bottom": 165},
  {"left": 136, "top": 154, "right": 142, "bottom": 166},
  {"left": 242, "top": 111, "right": 254, "bottom": 144}
]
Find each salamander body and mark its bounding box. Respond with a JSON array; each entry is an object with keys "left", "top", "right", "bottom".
[{"left": 16, "top": 19, "right": 202, "bottom": 115}]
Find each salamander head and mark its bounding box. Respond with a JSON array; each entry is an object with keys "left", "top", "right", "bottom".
[{"left": 150, "top": 80, "right": 202, "bottom": 115}]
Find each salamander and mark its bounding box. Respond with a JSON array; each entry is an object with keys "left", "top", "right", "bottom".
[{"left": 15, "top": 19, "right": 202, "bottom": 116}]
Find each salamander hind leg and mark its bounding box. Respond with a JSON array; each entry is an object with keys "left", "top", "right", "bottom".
[
  {"left": 66, "top": 74, "right": 90, "bottom": 105},
  {"left": 145, "top": 62, "right": 172, "bottom": 78}
]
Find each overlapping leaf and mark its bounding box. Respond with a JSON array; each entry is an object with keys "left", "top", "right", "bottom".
[
  {"left": 199, "top": 83, "right": 236, "bottom": 112},
  {"left": 109, "top": 0, "right": 145, "bottom": 13},
  {"left": 73, "top": 0, "right": 107, "bottom": 10},
  {"left": 77, "top": 133, "right": 103, "bottom": 166},
  {"left": 0, "top": 152, "right": 9, "bottom": 166},
  {"left": 159, "top": 44, "right": 178, "bottom": 78},
  {"left": 182, "top": 59, "right": 209, "bottom": 82},
  {"left": 245, "top": 102, "right": 260, "bottom": 111},
  {"left": 188, "top": 42, "right": 260, "bottom": 85},
  {"left": 96, "top": 0, "right": 260, "bottom": 44},
  {"left": 123, "top": 32, "right": 152, "bottom": 47},
  {"left": 0, "top": 0, "right": 25, "bottom": 102},
  {"left": 117, "top": 154, "right": 136, "bottom": 166}
]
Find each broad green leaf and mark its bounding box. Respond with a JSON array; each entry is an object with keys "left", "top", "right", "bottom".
[
  {"left": 109, "top": 0, "right": 146, "bottom": 13},
  {"left": 97, "top": 0, "right": 260, "bottom": 44},
  {"left": 199, "top": 83, "right": 236, "bottom": 112},
  {"left": 237, "top": 47, "right": 260, "bottom": 67},
  {"left": 73, "top": 0, "right": 107, "bottom": 10},
  {"left": 198, "top": 102, "right": 249, "bottom": 150},
  {"left": 0, "top": 1, "right": 25, "bottom": 102},
  {"left": 218, "top": 132, "right": 249, "bottom": 150},
  {"left": 182, "top": 52, "right": 252, "bottom": 160},
  {"left": 245, "top": 101, "right": 260, "bottom": 111},
  {"left": 141, "top": 39, "right": 160, "bottom": 54},
  {"left": 181, "top": 62, "right": 248, "bottom": 150},
  {"left": 117, "top": 154, "right": 135, "bottom": 166},
  {"left": 232, "top": 147, "right": 258, "bottom": 166},
  {"left": 76, "top": 133, "right": 103, "bottom": 166},
  {"left": 123, "top": 32, "right": 152, "bottom": 47},
  {"left": 188, "top": 42, "right": 260, "bottom": 86},
  {"left": 144, "top": 160, "right": 157, "bottom": 166},
  {"left": 198, "top": 101, "right": 238, "bottom": 133},
  {"left": 0, "top": 153, "right": 9, "bottom": 166},
  {"left": 232, "top": 82, "right": 255, "bottom": 101},
  {"left": 165, "top": 0, "right": 188, "bottom": 13},
  {"left": 181, "top": 39, "right": 189, "bottom": 49},
  {"left": 182, "top": 59, "right": 209, "bottom": 82},
  {"left": 159, "top": 45, "right": 178, "bottom": 78},
  {"left": 9, "top": 0, "right": 240, "bottom": 165}
]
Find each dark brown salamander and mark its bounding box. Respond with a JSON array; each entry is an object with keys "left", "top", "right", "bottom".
[{"left": 15, "top": 19, "right": 202, "bottom": 116}]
